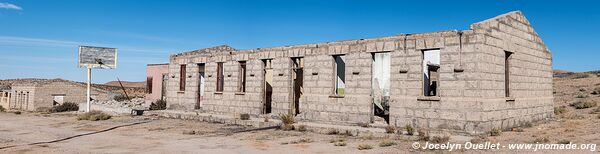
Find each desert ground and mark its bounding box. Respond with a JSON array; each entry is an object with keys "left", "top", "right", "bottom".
[{"left": 1, "top": 72, "right": 600, "bottom": 153}]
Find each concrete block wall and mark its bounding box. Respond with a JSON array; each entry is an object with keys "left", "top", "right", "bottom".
[
  {"left": 467, "top": 11, "right": 553, "bottom": 133},
  {"left": 9, "top": 81, "right": 109, "bottom": 111},
  {"left": 166, "top": 11, "right": 553, "bottom": 135},
  {"left": 36, "top": 81, "right": 109, "bottom": 109},
  {"left": 10, "top": 85, "right": 36, "bottom": 111}
]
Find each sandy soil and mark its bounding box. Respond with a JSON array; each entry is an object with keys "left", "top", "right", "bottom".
[
  {"left": 1, "top": 75, "right": 599, "bottom": 153},
  {"left": 0, "top": 112, "right": 420, "bottom": 154}
]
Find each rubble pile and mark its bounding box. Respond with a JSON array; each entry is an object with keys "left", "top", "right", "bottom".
[{"left": 91, "top": 98, "right": 146, "bottom": 110}]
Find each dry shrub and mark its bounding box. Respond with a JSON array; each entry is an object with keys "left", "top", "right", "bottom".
[
  {"left": 334, "top": 142, "right": 347, "bottom": 146},
  {"left": 51, "top": 102, "right": 79, "bottom": 112},
  {"left": 149, "top": 99, "right": 166, "bottom": 110},
  {"left": 326, "top": 128, "right": 339, "bottom": 135},
  {"left": 279, "top": 114, "right": 295, "bottom": 131},
  {"left": 339, "top": 130, "right": 353, "bottom": 136},
  {"left": 0, "top": 105, "right": 4, "bottom": 112},
  {"left": 533, "top": 137, "right": 550, "bottom": 143},
  {"left": 286, "top": 138, "right": 312, "bottom": 144},
  {"left": 379, "top": 140, "right": 397, "bottom": 147},
  {"left": 512, "top": 127, "right": 524, "bottom": 132},
  {"left": 576, "top": 93, "right": 589, "bottom": 98},
  {"left": 281, "top": 124, "right": 294, "bottom": 131},
  {"left": 571, "top": 100, "right": 597, "bottom": 109},
  {"left": 296, "top": 125, "right": 307, "bottom": 132},
  {"left": 357, "top": 144, "right": 373, "bottom": 150},
  {"left": 489, "top": 128, "right": 502, "bottom": 136},
  {"left": 554, "top": 106, "right": 568, "bottom": 115},
  {"left": 385, "top": 125, "right": 396, "bottom": 134},
  {"left": 113, "top": 94, "right": 129, "bottom": 102},
  {"left": 405, "top": 124, "right": 414, "bottom": 135},
  {"left": 280, "top": 114, "right": 295, "bottom": 125},
  {"left": 78, "top": 111, "right": 111, "bottom": 121},
  {"left": 592, "top": 87, "right": 600, "bottom": 95},
  {"left": 330, "top": 138, "right": 346, "bottom": 143},
  {"left": 430, "top": 136, "right": 451, "bottom": 143}
]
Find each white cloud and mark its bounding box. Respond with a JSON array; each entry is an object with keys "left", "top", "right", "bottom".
[
  {"left": 0, "top": 2, "right": 22, "bottom": 10},
  {"left": 0, "top": 36, "right": 171, "bottom": 55}
]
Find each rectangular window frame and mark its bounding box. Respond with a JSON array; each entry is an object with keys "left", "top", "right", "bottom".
[
  {"left": 422, "top": 49, "right": 440, "bottom": 97},
  {"left": 238, "top": 61, "right": 247, "bottom": 93},
  {"left": 504, "top": 51, "right": 513, "bottom": 98},
  {"left": 179, "top": 64, "right": 186, "bottom": 91},
  {"left": 146, "top": 76, "right": 153, "bottom": 94},
  {"left": 333, "top": 55, "right": 346, "bottom": 96},
  {"left": 216, "top": 62, "right": 224, "bottom": 92}
]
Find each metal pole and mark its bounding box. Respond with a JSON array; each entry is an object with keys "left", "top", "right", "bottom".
[{"left": 87, "top": 65, "right": 91, "bottom": 112}]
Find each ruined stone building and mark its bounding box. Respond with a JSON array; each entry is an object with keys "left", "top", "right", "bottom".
[
  {"left": 167, "top": 11, "right": 552, "bottom": 134},
  {"left": 0, "top": 85, "right": 11, "bottom": 109},
  {"left": 8, "top": 79, "right": 110, "bottom": 111}
]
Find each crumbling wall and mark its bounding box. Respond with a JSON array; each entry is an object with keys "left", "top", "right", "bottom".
[
  {"left": 35, "top": 81, "right": 109, "bottom": 109},
  {"left": 10, "top": 85, "right": 36, "bottom": 111}
]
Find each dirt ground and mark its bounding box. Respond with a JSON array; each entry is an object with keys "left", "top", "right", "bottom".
[
  {"left": 1, "top": 74, "right": 600, "bottom": 153},
  {"left": 0, "top": 112, "right": 420, "bottom": 154}
]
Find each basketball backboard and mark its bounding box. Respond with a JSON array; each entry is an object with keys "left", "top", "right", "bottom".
[{"left": 78, "top": 46, "right": 117, "bottom": 69}]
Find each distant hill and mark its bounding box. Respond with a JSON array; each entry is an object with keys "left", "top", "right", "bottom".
[
  {"left": 104, "top": 81, "right": 145, "bottom": 88},
  {"left": 0, "top": 78, "right": 146, "bottom": 98},
  {"left": 553, "top": 69, "right": 570, "bottom": 75},
  {"left": 553, "top": 69, "right": 599, "bottom": 79}
]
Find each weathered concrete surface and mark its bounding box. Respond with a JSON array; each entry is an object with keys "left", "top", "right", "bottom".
[{"left": 166, "top": 11, "right": 552, "bottom": 135}]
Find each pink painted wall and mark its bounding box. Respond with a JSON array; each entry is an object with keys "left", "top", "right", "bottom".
[{"left": 145, "top": 64, "right": 169, "bottom": 104}]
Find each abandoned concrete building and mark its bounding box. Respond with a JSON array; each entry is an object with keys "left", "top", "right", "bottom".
[
  {"left": 0, "top": 85, "right": 11, "bottom": 109},
  {"left": 8, "top": 79, "right": 111, "bottom": 111},
  {"left": 166, "top": 11, "right": 552, "bottom": 134},
  {"left": 145, "top": 63, "right": 169, "bottom": 104}
]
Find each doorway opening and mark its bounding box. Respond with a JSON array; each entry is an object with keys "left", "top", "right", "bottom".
[
  {"left": 372, "top": 52, "right": 391, "bottom": 123},
  {"left": 196, "top": 64, "right": 205, "bottom": 109},
  {"left": 291, "top": 57, "right": 304, "bottom": 115},
  {"left": 263, "top": 59, "right": 273, "bottom": 114}
]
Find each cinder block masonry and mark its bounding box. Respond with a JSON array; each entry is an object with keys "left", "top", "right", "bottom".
[{"left": 166, "top": 11, "right": 553, "bottom": 135}]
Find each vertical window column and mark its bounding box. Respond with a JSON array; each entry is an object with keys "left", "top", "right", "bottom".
[
  {"left": 505, "top": 51, "right": 513, "bottom": 97},
  {"left": 238, "top": 61, "right": 247, "bottom": 92},
  {"left": 333, "top": 55, "right": 346, "bottom": 96},
  {"left": 179, "top": 64, "right": 186, "bottom": 91},
  {"left": 423, "top": 49, "right": 440, "bottom": 96},
  {"left": 216, "top": 62, "right": 224, "bottom": 92}
]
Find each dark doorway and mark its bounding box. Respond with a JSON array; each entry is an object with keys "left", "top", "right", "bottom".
[
  {"left": 291, "top": 57, "right": 304, "bottom": 115},
  {"left": 263, "top": 59, "right": 273, "bottom": 114},
  {"left": 196, "top": 64, "right": 206, "bottom": 109}
]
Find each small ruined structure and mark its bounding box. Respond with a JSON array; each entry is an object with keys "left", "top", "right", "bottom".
[
  {"left": 0, "top": 85, "right": 11, "bottom": 109},
  {"left": 145, "top": 63, "right": 169, "bottom": 104},
  {"left": 9, "top": 79, "right": 110, "bottom": 111},
  {"left": 167, "top": 11, "right": 553, "bottom": 134}
]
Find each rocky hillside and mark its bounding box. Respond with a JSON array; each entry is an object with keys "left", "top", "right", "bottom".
[{"left": 104, "top": 81, "right": 146, "bottom": 88}]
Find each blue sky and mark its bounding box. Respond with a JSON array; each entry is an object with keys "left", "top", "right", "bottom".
[{"left": 0, "top": 0, "right": 598, "bottom": 83}]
